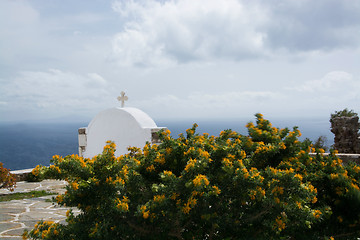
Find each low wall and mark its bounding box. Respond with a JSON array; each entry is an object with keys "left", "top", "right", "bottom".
[
  {"left": 309, "top": 153, "right": 360, "bottom": 164},
  {"left": 10, "top": 168, "right": 34, "bottom": 182}
]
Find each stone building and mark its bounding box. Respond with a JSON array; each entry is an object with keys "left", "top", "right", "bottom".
[{"left": 330, "top": 115, "right": 360, "bottom": 153}]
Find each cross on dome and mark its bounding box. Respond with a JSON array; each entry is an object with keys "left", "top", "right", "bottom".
[{"left": 117, "top": 91, "right": 128, "bottom": 108}]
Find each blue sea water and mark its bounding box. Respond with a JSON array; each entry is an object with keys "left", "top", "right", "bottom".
[{"left": 0, "top": 118, "right": 334, "bottom": 171}]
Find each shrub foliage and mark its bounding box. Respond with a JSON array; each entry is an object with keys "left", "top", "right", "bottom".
[
  {"left": 0, "top": 162, "right": 16, "bottom": 191},
  {"left": 331, "top": 108, "right": 358, "bottom": 118},
  {"left": 25, "top": 114, "right": 360, "bottom": 240}
]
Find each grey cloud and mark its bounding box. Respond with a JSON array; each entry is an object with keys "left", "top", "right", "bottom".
[{"left": 262, "top": 0, "right": 360, "bottom": 51}]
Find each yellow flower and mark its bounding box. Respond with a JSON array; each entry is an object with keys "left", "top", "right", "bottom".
[
  {"left": 249, "top": 190, "right": 257, "bottom": 200},
  {"left": 351, "top": 183, "right": 359, "bottom": 190},
  {"left": 241, "top": 168, "right": 250, "bottom": 179},
  {"left": 312, "top": 209, "right": 322, "bottom": 219},
  {"left": 184, "top": 147, "right": 195, "bottom": 156},
  {"left": 182, "top": 196, "right": 197, "bottom": 214},
  {"left": 212, "top": 186, "right": 221, "bottom": 195},
  {"left": 274, "top": 216, "right": 286, "bottom": 231},
  {"left": 133, "top": 158, "right": 141, "bottom": 166},
  {"left": 143, "top": 211, "right": 150, "bottom": 219},
  {"left": 165, "top": 147, "right": 172, "bottom": 154},
  {"left": 143, "top": 144, "right": 150, "bottom": 157},
  {"left": 271, "top": 186, "right": 284, "bottom": 195},
  {"left": 54, "top": 166, "right": 61, "bottom": 174},
  {"left": 154, "top": 153, "right": 165, "bottom": 164},
  {"left": 193, "top": 174, "right": 209, "bottom": 187},
  {"left": 116, "top": 200, "right": 129, "bottom": 212},
  {"left": 115, "top": 176, "right": 125, "bottom": 185},
  {"left": 91, "top": 177, "right": 100, "bottom": 185},
  {"left": 246, "top": 122, "right": 254, "bottom": 128},
  {"left": 257, "top": 187, "right": 265, "bottom": 197},
  {"left": 222, "top": 158, "right": 232, "bottom": 167},
  {"left": 146, "top": 165, "right": 155, "bottom": 172},
  {"left": 171, "top": 193, "right": 179, "bottom": 200},
  {"left": 279, "top": 142, "right": 286, "bottom": 150},
  {"left": 294, "top": 174, "right": 303, "bottom": 182},
  {"left": 56, "top": 194, "right": 63, "bottom": 203},
  {"left": 188, "top": 197, "right": 197, "bottom": 207},
  {"left": 41, "top": 230, "right": 48, "bottom": 238},
  {"left": 153, "top": 194, "right": 165, "bottom": 203},
  {"left": 90, "top": 223, "right": 99, "bottom": 235},
  {"left": 106, "top": 177, "right": 113, "bottom": 184},
  {"left": 353, "top": 165, "right": 360, "bottom": 173},
  {"left": 199, "top": 149, "right": 210, "bottom": 159},
  {"left": 140, "top": 205, "right": 150, "bottom": 219},
  {"left": 185, "top": 158, "right": 197, "bottom": 171},
  {"left": 71, "top": 181, "right": 79, "bottom": 190},
  {"left": 182, "top": 205, "right": 191, "bottom": 214},
  {"left": 121, "top": 165, "right": 129, "bottom": 177},
  {"left": 163, "top": 170, "right": 173, "bottom": 177}
]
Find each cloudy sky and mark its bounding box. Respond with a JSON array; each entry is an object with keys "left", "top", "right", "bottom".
[{"left": 1, "top": 0, "right": 359, "bottom": 123}]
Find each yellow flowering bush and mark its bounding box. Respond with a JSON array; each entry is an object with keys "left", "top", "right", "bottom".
[
  {"left": 24, "top": 114, "right": 360, "bottom": 239},
  {"left": 26, "top": 165, "right": 48, "bottom": 182}
]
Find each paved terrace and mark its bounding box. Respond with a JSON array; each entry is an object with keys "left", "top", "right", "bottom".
[{"left": 0, "top": 180, "right": 79, "bottom": 240}]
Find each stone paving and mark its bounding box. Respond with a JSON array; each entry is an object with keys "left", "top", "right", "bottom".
[{"left": 0, "top": 180, "right": 79, "bottom": 239}]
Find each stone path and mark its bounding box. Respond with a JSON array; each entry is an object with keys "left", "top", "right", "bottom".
[{"left": 0, "top": 180, "right": 79, "bottom": 239}]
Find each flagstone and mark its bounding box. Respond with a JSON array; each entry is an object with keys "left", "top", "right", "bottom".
[{"left": 0, "top": 180, "right": 73, "bottom": 239}]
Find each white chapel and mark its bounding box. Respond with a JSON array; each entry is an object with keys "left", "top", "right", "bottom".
[{"left": 78, "top": 92, "right": 166, "bottom": 158}]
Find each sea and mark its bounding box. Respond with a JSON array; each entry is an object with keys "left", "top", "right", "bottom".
[{"left": 0, "top": 118, "right": 334, "bottom": 171}]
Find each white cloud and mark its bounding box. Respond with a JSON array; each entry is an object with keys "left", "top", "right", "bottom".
[
  {"left": 138, "top": 91, "right": 279, "bottom": 106},
  {"left": 0, "top": 69, "right": 111, "bottom": 113},
  {"left": 133, "top": 91, "right": 281, "bottom": 119},
  {"left": 294, "top": 71, "right": 358, "bottom": 93},
  {"left": 86, "top": 73, "right": 108, "bottom": 87},
  {"left": 0, "top": 0, "right": 115, "bottom": 73},
  {"left": 0, "top": 0, "right": 39, "bottom": 26},
  {"left": 285, "top": 71, "right": 360, "bottom": 115},
  {"left": 111, "top": 0, "right": 267, "bottom": 67}
]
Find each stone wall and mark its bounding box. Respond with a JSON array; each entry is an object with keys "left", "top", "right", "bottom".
[
  {"left": 330, "top": 116, "right": 360, "bottom": 153},
  {"left": 10, "top": 168, "right": 33, "bottom": 181}
]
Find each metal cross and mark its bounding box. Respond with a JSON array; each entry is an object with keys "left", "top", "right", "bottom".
[{"left": 117, "top": 91, "right": 128, "bottom": 108}]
